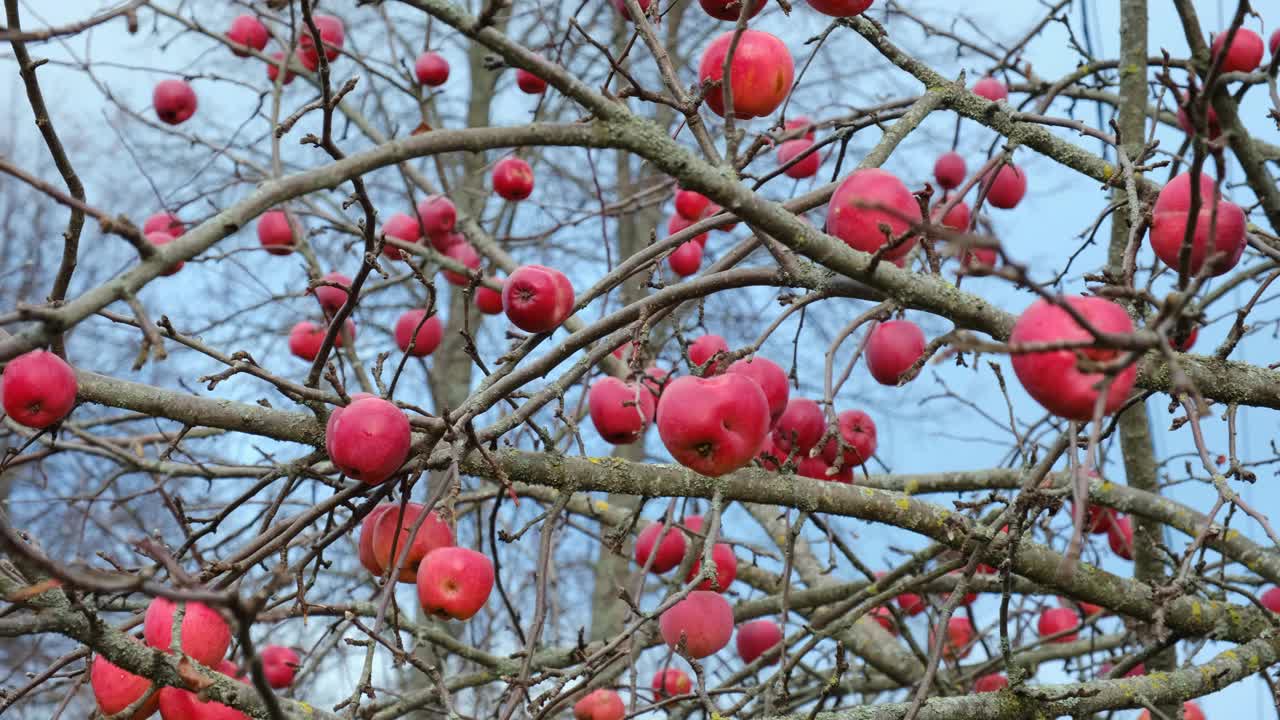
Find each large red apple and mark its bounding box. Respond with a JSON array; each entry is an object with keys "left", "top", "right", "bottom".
[
  {"left": 146, "top": 232, "right": 184, "bottom": 276},
  {"left": 736, "top": 619, "right": 783, "bottom": 665},
  {"left": 687, "top": 542, "right": 738, "bottom": 591},
  {"left": 394, "top": 309, "right": 444, "bottom": 357},
  {"left": 634, "top": 522, "right": 688, "bottom": 573},
  {"left": 572, "top": 689, "right": 624, "bottom": 720},
  {"left": 983, "top": 164, "right": 1027, "bottom": 209},
  {"left": 659, "top": 590, "right": 734, "bottom": 658},
  {"left": 515, "top": 68, "right": 547, "bottom": 94},
  {"left": 159, "top": 686, "right": 248, "bottom": 720},
  {"left": 974, "top": 673, "right": 1008, "bottom": 692},
  {"left": 416, "top": 547, "right": 495, "bottom": 620},
  {"left": 1037, "top": 607, "right": 1080, "bottom": 643},
  {"left": 1149, "top": 171, "right": 1246, "bottom": 277},
  {"left": 698, "top": 0, "right": 765, "bottom": 21},
  {"left": 503, "top": 264, "right": 574, "bottom": 333},
  {"left": 652, "top": 667, "right": 692, "bottom": 697},
  {"left": 931, "top": 616, "right": 974, "bottom": 660},
  {"left": 91, "top": 654, "right": 158, "bottom": 720},
  {"left": 1211, "top": 28, "right": 1264, "bottom": 72},
  {"left": 698, "top": 30, "right": 794, "bottom": 119},
  {"left": 1262, "top": 587, "right": 1280, "bottom": 613},
  {"left": 726, "top": 357, "right": 789, "bottom": 425},
  {"left": 826, "top": 168, "right": 921, "bottom": 260},
  {"left": 656, "top": 374, "right": 771, "bottom": 476},
  {"left": 415, "top": 51, "right": 450, "bottom": 87},
  {"left": 865, "top": 320, "right": 926, "bottom": 386},
  {"left": 360, "top": 502, "right": 454, "bottom": 582},
  {"left": 588, "top": 377, "right": 656, "bottom": 444},
  {"left": 313, "top": 271, "right": 352, "bottom": 314},
  {"left": 777, "top": 139, "right": 820, "bottom": 179},
  {"left": 475, "top": 280, "right": 504, "bottom": 315},
  {"left": 257, "top": 210, "right": 296, "bottom": 255},
  {"left": 442, "top": 242, "right": 482, "bottom": 286},
  {"left": 934, "top": 151, "right": 966, "bottom": 190},
  {"left": 1140, "top": 702, "right": 1205, "bottom": 720},
  {"left": 2, "top": 350, "right": 77, "bottom": 429},
  {"left": 771, "top": 397, "right": 825, "bottom": 455},
  {"left": 226, "top": 14, "right": 268, "bottom": 56},
  {"left": 325, "top": 396, "right": 411, "bottom": 485},
  {"left": 144, "top": 597, "right": 231, "bottom": 666},
  {"left": 688, "top": 334, "right": 728, "bottom": 374},
  {"left": 1009, "top": 295, "right": 1138, "bottom": 421},
  {"left": 972, "top": 76, "right": 1008, "bottom": 101},
  {"left": 260, "top": 645, "right": 300, "bottom": 688},
  {"left": 675, "top": 189, "right": 711, "bottom": 220},
  {"left": 299, "top": 14, "right": 344, "bottom": 65},
  {"left": 381, "top": 212, "right": 421, "bottom": 259},
  {"left": 668, "top": 240, "right": 704, "bottom": 277},
  {"left": 807, "top": 0, "right": 872, "bottom": 17},
  {"left": 153, "top": 79, "right": 197, "bottom": 125},
  {"left": 144, "top": 212, "right": 184, "bottom": 237},
  {"left": 1108, "top": 515, "right": 1134, "bottom": 560},
  {"left": 493, "top": 156, "right": 534, "bottom": 200},
  {"left": 668, "top": 213, "right": 710, "bottom": 247},
  {"left": 416, "top": 195, "right": 456, "bottom": 239},
  {"left": 820, "top": 410, "right": 877, "bottom": 467}
]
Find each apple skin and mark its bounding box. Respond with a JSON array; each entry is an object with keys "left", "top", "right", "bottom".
[
  {"left": 1149, "top": 171, "right": 1247, "bottom": 277},
  {"left": 785, "top": 116, "right": 816, "bottom": 140},
  {"left": 144, "top": 212, "right": 185, "bottom": 237},
  {"left": 288, "top": 319, "right": 354, "bottom": 361},
  {"left": 502, "top": 264, "right": 575, "bottom": 333},
  {"left": 777, "top": 139, "right": 820, "bottom": 179},
  {"left": 325, "top": 396, "right": 411, "bottom": 485},
  {"left": 144, "top": 597, "right": 232, "bottom": 667},
  {"left": 668, "top": 240, "right": 704, "bottom": 277},
  {"left": 1009, "top": 295, "right": 1138, "bottom": 421},
  {"left": 983, "top": 164, "right": 1027, "bottom": 209},
  {"left": 415, "top": 547, "right": 495, "bottom": 620},
  {"left": 686, "top": 542, "right": 738, "bottom": 591},
  {"left": 1176, "top": 93, "right": 1221, "bottom": 139},
  {"left": 698, "top": 30, "right": 794, "bottom": 119},
  {"left": 1140, "top": 703, "right": 1205, "bottom": 720},
  {"left": 1272, "top": 29, "right": 1280, "bottom": 55},
  {"left": 227, "top": 14, "right": 268, "bottom": 56},
  {"left": 588, "top": 377, "right": 656, "bottom": 444},
  {"left": 675, "top": 189, "right": 711, "bottom": 221},
  {"left": 267, "top": 52, "right": 295, "bottom": 85},
  {"left": 442, "top": 242, "right": 482, "bottom": 286},
  {"left": 868, "top": 606, "right": 896, "bottom": 634},
  {"left": 735, "top": 619, "right": 783, "bottom": 665},
  {"left": 1060, "top": 596, "right": 1104, "bottom": 618},
  {"left": 656, "top": 374, "right": 771, "bottom": 477},
  {"left": 1211, "top": 28, "right": 1264, "bottom": 72},
  {"left": 1170, "top": 325, "right": 1198, "bottom": 352},
  {"left": 493, "top": 156, "right": 534, "bottom": 201},
  {"left": 932, "top": 199, "right": 970, "bottom": 233},
  {"left": 474, "top": 281, "right": 504, "bottom": 315},
  {"left": 416, "top": 195, "right": 457, "bottom": 239},
  {"left": 360, "top": 502, "right": 454, "bottom": 582},
  {"left": 158, "top": 686, "right": 248, "bottom": 720},
  {"left": 660, "top": 590, "right": 734, "bottom": 658},
  {"left": 1037, "top": 607, "right": 1080, "bottom": 643},
  {"left": 634, "top": 522, "right": 688, "bottom": 573},
  {"left": 698, "top": 0, "right": 765, "bottom": 21},
  {"left": 866, "top": 320, "right": 926, "bottom": 386},
  {"left": 933, "top": 152, "right": 966, "bottom": 190},
  {"left": 771, "top": 398, "right": 825, "bottom": 455},
  {"left": 974, "top": 674, "right": 1009, "bottom": 693},
  {"left": 1261, "top": 587, "right": 1280, "bottom": 613},
  {"left": 971, "top": 76, "right": 1008, "bottom": 101},
  {"left": 652, "top": 667, "right": 692, "bottom": 697},
  {"left": 415, "top": 51, "right": 450, "bottom": 86},
  {"left": 313, "top": 272, "right": 352, "bottom": 314},
  {"left": 257, "top": 210, "right": 296, "bottom": 255},
  {"left": 826, "top": 168, "right": 921, "bottom": 260},
  {"left": 572, "top": 689, "right": 624, "bottom": 720},
  {"left": 807, "top": 0, "right": 871, "bottom": 17},
  {"left": 896, "top": 589, "right": 927, "bottom": 616},
  {"left": 819, "top": 410, "right": 877, "bottom": 467},
  {"left": 153, "top": 79, "right": 197, "bottom": 125},
  {"left": 2, "top": 350, "right": 77, "bottom": 429},
  {"left": 381, "top": 213, "right": 421, "bottom": 259},
  {"left": 726, "top": 357, "right": 789, "bottom": 426},
  {"left": 667, "top": 213, "right": 710, "bottom": 247},
  {"left": 90, "top": 654, "right": 158, "bottom": 720},
  {"left": 394, "top": 310, "right": 444, "bottom": 357},
  {"left": 931, "top": 616, "right": 974, "bottom": 660},
  {"left": 1107, "top": 515, "right": 1133, "bottom": 560},
  {"left": 260, "top": 645, "right": 300, "bottom": 688},
  {"left": 146, "top": 232, "right": 185, "bottom": 276},
  {"left": 515, "top": 68, "right": 548, "bottom": 94},
  {"left": 610, "top": 0, "right": 654, "bottom": 21},
  {"left": 299, "top": 14, "right": 344, "bottom": 65},
  {"left": 688, "top": 334, "right": 728, "bottom": 375}
]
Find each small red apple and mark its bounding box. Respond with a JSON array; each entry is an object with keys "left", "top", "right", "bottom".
[
  {"left": 1211, "top": 27, "right": 1264, "bottom": 73},
  {"left": 866, "top": 320, "right": 926, "bottom": 386},
  {"left": 431, "top": 231, "right": 465, "bottom": 253},
  {"left": 610, "top": 0, "right": 654, "bottom": 21},
  {"left": 503, "top": 264, "right": 575, "bottom": 333},
  {"left": 1060, "top": 596, "right": 1105, "bottom": 618},
  {"left": 325, "top": 396, "right": 411, "bottom": 485},
  {"left": 1272, "top": 29, "right": 1280, "bottom": 56},
  {"left": 1037, "top": 606, "right": 1080, "bottom": 643},
  {"left": 675, "top": 189, "right": 711, "bottom": 220},
  {"left": 1107, "top": 515, "right": 1134, "bottom": 560},
  {"left": 736, "top": 619, "right": 783, "bottom": 665},
  {"left": 698, "top": 0, "right": 765, "bottom": 20},
  {"left": 416, "top": 195, "right": 456, "bottom": 239},
  {"left": 1140, "top": 702, "right": 1205, "bottom": 720},
  {"left": 154, "top": 79, "right": 197, "bottom": 125},
  {"left": 260, "top": 645, "right": 300, "bottom": 688},
  {"left": 660, "top": 590, "right": 734, "bottom": 658},
  {"left": 652, "top": 667, "right": 692, "bottom": 697},
  {"left": 668, "top": 240, "right": 704, "bottom": 277},
  {"left": 91, "top": 654, "right": 158, "bottom": 720},
  {"left": 972, "top": 76, "right": 1008, "bottom": 101},
  {"left": 726, "top": 357, "right": 789, "bottom": 425},
  {"left": 1170, "top": 325, "right": 1199, "bottom": 352},
  {"left": 974, "top": 673, "right": 1008, "bottom": 692},
  {"left": 416, "top": 547, "right": 495, "bottom": 620},
  {"left": 687, "top": 542, "right": 738, "bottom": 591},
  {"left": 493, "top": 156, "right": 534, "bottom": 201},
  {"left": 931, "top": 616, "right": 974, "bottom": 660},
  {"left": 1262, "top": 587, "right": 1280, "bottom": 612},
  {"left": 1009, "top": 295, "right": 1138, "bottom": 421},
  {"left": 415, "top": 51, "right": 450, "bottom": 87},
  {"left": 656, "top": 374, "right": 771, "bottom": 476},
  {"left": 777, "top": 139, "right": 820, "bottom": 179},
  {"left": 313, "top": 271, "right": 352, "bottom": 314},
  {"left": 820, "top": 410, "right": 877, "bottom": 467},
  {"left": 589, "top": 377, "right": 656, "bottom": 444},
  {"left": 146, "top": 232, "right": 184, "bottom": 276},
  {"left": 144, "top": 596, "right": 231, "bottom": 666},
  {"left": 826, "top": 168, "right": 921, "bottom": 260},
  {"left": 771, "top": 398, "right": 825, "bottom": 455},
  {"left": 227, "top": 14, "right": 268, "bottom": 56},
  {"left": 934, "top": 151, "right": 966, "bottom": 190},
  {"left": 267, "top": 52, "right": 295, "bottom": 85},
  {"left": 983, "top": 164, "right": 1027, "bottom": 209},
  {"left": 642, "top": 366, "right": 668, "bottom": 398},
  {"left": 868, "top": 606, "right": 896, "bottom": 635},
  {"left": 515, "top": 68, "right": 547, "bottom": 94},
  {"left": 381, "top": 212, "right": 421, "bottom": 259},
  {"left": 1149, "top": 171, "right": 1246, "bottom": 277},
  {"left": 573, "top": 689, "right": 624, "bottom": 720},
  {"left": 688, "top": 334, "right": 728, "bottom": 374},
  {"left": 160, "top": 686, "right": 248, "bottom": 720},
  {"left": 299, "top": 14, "right": 344, "bottom": 65},
  {"left": 1075, "top": 502, "right": 1115, "bottom": 534},
  {"left": 257, "top": 210, "right": 296, "bottom": 255},
  {"left": 806, "top": 0, "right": 871, "bottom": 16},
  {"left": 2, "top": 350, "right": 77, "bottom": 429},
  {"left": 475, "top": 280, "right": 504, "bottom": 315},
  {"left": 144, "top": 212, "right": 184, "bottom": 237},
  {"left": 785, "top": 116, "right": 816, "bottom": 140},
  {"left": 932, "top": 199, "right": 971, "bottom": 232},
  {"left": 288, "top": 318, "right": 353, "bottom": 361},
  {"left": 698, "top": 30, "right": 794, "bottom": 119},
  {"left": 360, "top": 502, "right": 454, "bottom": 582},
  {"left": 634, "top": 522, "right": 688, "bottom": 573},
  {"left": 1177, "top": 92, "right": 1221, "bottom": 139},
  {"left": 667, "top": 213, "right": 710, "bottom": 247},
  {"left": 394, "top": 309, "right": 443, "bottom": 357},
  {"left": 442, "top": 242, "right": 481, "bottom": 286}
]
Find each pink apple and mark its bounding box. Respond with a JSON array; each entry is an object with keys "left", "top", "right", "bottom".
[
  {"left": 1140, "top": 703, "right": 1204, "bottom": 720},
  {"left": 1272, "top": 29, "right": 1280, "bottom": 55},
  {"left": 660, "top": 590, "right": 734, "bottom": 658},
  {"left": 503, "top": 264, "right": 574, "bottom": 333},
  {"left": 394, "top": 309, "right": 443, "bottom": 357},
  {"left": 416, "top": 547, "right": 495, "bottom": 620},
  {"left": 826, "top": 168, "right": 921, "bottom": 260},
  {"left": 699, "top": 0, "right": 765, "bottom": 20},
  {"left": 380, "top": 212, "right": 421, "bottom": 259},
  {"left": 735, "top": 619, "right": 783, "bottom": 664},
  {"left": 1060, "top": 596, "right": 1105, "bottom": 618},
  {"left": 416, "top": 195, "right": 457, "bottom": 239},
  {"left": 442, "top": 242, "right": 481, "bottom": 286},
  {"left": 777, "top": 139, "right": 820, "bottom": 179},
  {"left": 1170, "top": 325, "right": 1198, "bottom": 352},
  {"left": 668, "top": 240, "right": 704, "bottom": 277},
  {"left": 1149, "top": 171, "right": 1247, "bottom": 277},
  {"left": 493, "top": 156, "right": 534, "bottom": 201},
  {"left": 573, "top": 689, "right": 624, "bottom": 720},
  {"left": 589, "top": 376, "right": 656, "bottom": 444},
  {"left": 931, "top": 616, "right": 974, "bottom": 660},
  {"left": 2, "top": 350, "right": 77, "bottom": 429},
  {"left": 675, "top": 189, "right": 711, "bottom": 220},
  {"left": 819, "top": 410, "right": 877, "bottom": 467},
  {"left": 144, "top": 212, "right": 184, "bottom": 237},
  {"left": 807, "top": 0, "right": 872, "bottom": 17},
  {"left": 972, "top": 76, "right": 1008, "bottom": 101},
  {"left": 933, "top": 151, "right": 966, "bottom": 190},
  {"left": 869, "top": 606, "right": 896, "bottom": 634},
  {"left": 1211, "top": 27, "right": 1264, "bottom": 73},
  {"left": 688, "top": 334, "right": 728, "bottom": 374},
  {"left": 1009, "top": 295, "right": 1138, "bottom": 421},
  {"left": 227, "top": 14, "right": 268, "bottom": 56},
  {"left": 635, "top": 522, "right": 688, "bottom": 573},
  {"left": 299, "top": 14, "right": 344, "bottom": 65},
  {"left": 260, "top": 645, "right": 300, "bottom": 688},
  {"left": 785, "top": 116, "right": 816, "bottom": 140},
  {"left": 288, "top": 319, "right": 354, "bottom": 361},
  {"left": 360, "top": 502, "right": 454, "bottom": 582},
  {"left": 896, "top": 589, "right": 927, "bottom": 616},
  {"left": 932, "top": 199, "right": 971, "bottom": 232},
  {"left": 771, "top": 397, "right": 825, "bottom": 455},
  {"left": 865, "top": 320, "right": 926, "bottom": 386},
  {"left": 983, "top": 164, "right": 1027, "bottom": 209},
  {"left": 146, "top": 232, "right": 184, "bottom": 276},
  {"left": 652, "top": 667, "right": 692, "bottom": 697},
  {"left": 726, "top": 357, "right": 789, "bottom": 425},
  {"left": 642, "top": 366, "right": 668, "bottom": 398},
  {"left": 1261, "top": 587, "right": 1280, "bottom": 613},
  {"left": 159, "top": 686, "right": 247, "bottom": 720},
  {"left": 257, "top": 210, "right": 296, "bottom": 255},
  {"left": 610, "top": 0, "right": 654, "bottom": 21},
  {"left": 1177, "top": 92, "right": 1221, "bottom": 139},
  {"left": 91, "top": 654, "right": 158, "bottom": 720},
  {"left": 1107, "top": 515, "right": 1133, "bottom": 560},
  {"left": 656, "top": 374, "right": 771, "bottom": 476},
  {"left": 686, "top": 542, "right": 737, "bottom": 591},
  {"left": 415, "top": 51, "right": 450, "bottom": 86},
  {"left": 668, "top": 213, "right": 709, "bottom": 247},
  {"left": 1037, "top": 606, "right": 1080, "bottom": 643},
  {"left": 144, "top": 596, "right": 231, "bottom": 666},
  {"left": 313, "top": 271, "right": 352, "bottom": 314},
  {"left": 475, "top": 280, "right": 504, "bottom": 315},
  {"left": 974, "top": 673, "right": 1008, "bottom": 692},
  {"left": 698, "top": 30, "right": 794, "bottom": 119},
  {"left": 515, "top": 68, "right": 548, "bottom": 94},
  {"left": 154, "top": 79, "right": 197, "bottom": 125},
  {"left": 325, "top": 396, "right": 411, "bottom": 485},
  {"left": 267, "top": 52, "right": 295, "bottom": 85},
  {"left": 961, "top": 246, "right": 998, "bottom": 269}
]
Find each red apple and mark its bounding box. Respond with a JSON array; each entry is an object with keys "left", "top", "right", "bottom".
[
  {"left": 394, "top": 309, "right": 443, "bottom": 357},
  {"left": 931, "top": 616, "right": 974, "bottom": 660},
  {"left": 361, "top": 502, "right": 454, "bottom": 582},
  {"left": 257, "top": 210, "right": 296, "bottom": 255},
  {"left": 503, "top": 264, "right": 575, "bottom": 333},
  {"left": 493, "top": 156, "right": 534, "bottom": 201},
  {"left": 896, "top": 588, "right": 927, "bottom": 616},
  {"left": 974, "top": 673, "right": 1008, "bottom": 693},
  {"left": 869, "top": 606, "right": 896, "bottom": 635},
  {"left": 660, "top": 591, "right": 734, "bottom": 658},
  {"left": 698, "top": 30, "right": 794, "bottom": 119},
  {"left": 807, "top": 0, "right": 871, "bottom": 16},
  {"left": 771, "top": 398, "right": 825, "bottom": 455},
  {"left": 416, "top": 547, "right": 495, "bottom": 620},
  {"left": 159, "top": 686, "right": 247, "bottom": 720},
  {"left": 1107, "top": 515, "right": 1134, "bottom": 560},
  {"left": 668, "top": 213, "right": 710, "bottom": 247},
  {"left": 820, "top": 410, "right": 877, "bottom": 467},
  {"left": 573, "top": 689, "right": 624, "bottom": 720},
  {"left": 675, "top": 189, "right": 711, "bottom": 221},
  {"left": 288, "top": 321, "right": 322, "bottom": 360},
  {"left": 313, "top": 271, "right": 352, "bottom": 314},
  {"left": 475, "top": 281, "right": 504, "bottom": 315},
  {"left": 325, "top": 396, "right": 411, "bottom": 485},
  {"left": 153, "top": 79, "right": 197, "bottom": 125},
  {"left": 652, "top": 667, "right": 692, "bottom": 697},
  {"left": 1149, "top": 171, "right": 1247, "bottom": 277},
  {"left": 668, "top": 240, "right": 704, "bottom": 277},
  {"left": 983, "top": 163, "right": 1027, "bottom": 209},
  {"left": 227, "top": 14, "right": 268, "bottom": 56},
  {"left": 1211, "top": 27, "right": 1264, "bottom": 72},
  {"left": 146, "top": 232, "right": 184, "bottom": 276},
  {"left": 299, "top": 14, "right": 344, "bottom": 65},
  {"left": 1170, "top": 325, "right": 1199, "bottom": 352},
  {"left": 704, "top": 202, "right": 739, "bottom": 231},
  {"left": 657, "top": 374, "right": 771, "bottom": 476},
  {"left": 515, "top": 68, "right": 548, "bottom": 94},
  {"left": 415, "top": 51, "right": 450, "bottom": 86},
  {"left": 1009, "top": 295, "right": 1138, "bottom": 421},
  {"left": 699, "top": 0, "right": 765, "bottom": 20},
  {"left": 91, "top": 654, "right": 158, "bottom": 720},
  {"left": 442, "top": 242, "right": 481, "bottom": 286},
  {"left": 1075, "top": 502, "right": 1115, "bottom": 534},
  {"left": 972, "top": 76, "right": 1008, "bottom": 101},
  {"left": 635, "top": 522, "right": 688, "bottom": 573},
  {"left": 826, "top": 168, "right": 921, "bottom": 260},
  {"left": 934, "top": 151, "right": 966, "bottom": 190},
  {"left": 1060, "top": 596, "right": 1105, "bottom": 618},
  {"left": 1272, "top": 29, "right": 1280, "bottom": 55},
  {"left": 416, "top": 195, "right": 457, "bottom": 239},
  {"left": 260, "top": 645, "right": 300, "bottom": 688},
  {"left": 610, "top": 0, "right": 654, "bottom": 21},
  {"left": 642, "top": 366, "right": 668, "bottom": 398},
  {"left": 381, "top": 212, "right": 421, "bottom": 259},
  {"left": 1140, "top": 702, "right": 1204, "bottom": 720},
  {"left": 144, "top": 597, "right": 231, "bottom": 666},
  {"left": 144, "top": 212, "right": 184, "bottom": 237},
  {"left": 216, "top": 660, "right": 241, "bottom": 679},
  {"left": 736, "top": 619, "right": 783, "bottom": 665},
  {"left": 777, "top": 139, "right": 820, "bottom": 179},
  {"left": 932, "top": 199, "right": 971, "bottom": 232},
  {"left": 687, "top": 542, "right": 738, "bottom": 591},
  {"left": 688, "top": 334, "right": 729, "bottom": 374},
  {"left": 865, "top": 320, "right": 926, "bottom": 386},
  {"left": 785, "top": 116, "right": 816, "bottom": 141},
  {"left": 267, "top": 52, "right": 295, "bottom": 85},
  {"left": 589, "top": 376, "right": 656, "bottom": 444},
  {"left": 1177, "top": 92, "right": 1221, "bottom": 139},
  {"left": 1037, "top": 606, "right": 1080, "bottom": 643},
  {"left": 961, "top": 246, "right": 998, "bottom": 269},
  {"left": 940, "top": 569, "right": 978, "bottom": 606},
  {"left": 1262, "top": 587, "right": 1280, "bottom": 612},
  {"left": 726, "top": 357, "right": 789, "bottom": 425},
  {"left": 2, "top": 350, "right": 77, "bottom": 429}
]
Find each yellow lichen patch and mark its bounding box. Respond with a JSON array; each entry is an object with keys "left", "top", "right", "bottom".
[
  {"left": 896, "top": 497, "right": 911, "bottom": 511},
  {"left": 1102, "top": 164, "right": 1115, "bottom": 181},
  {"left": 904, "top": 478, "right": 920, "bottom": 495},
  {"left": 594, "top": 500, "right": 610, "bottom": 513},
  {"left": 1191, "top": 601, "right": 1202, "bottom": 621}
]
